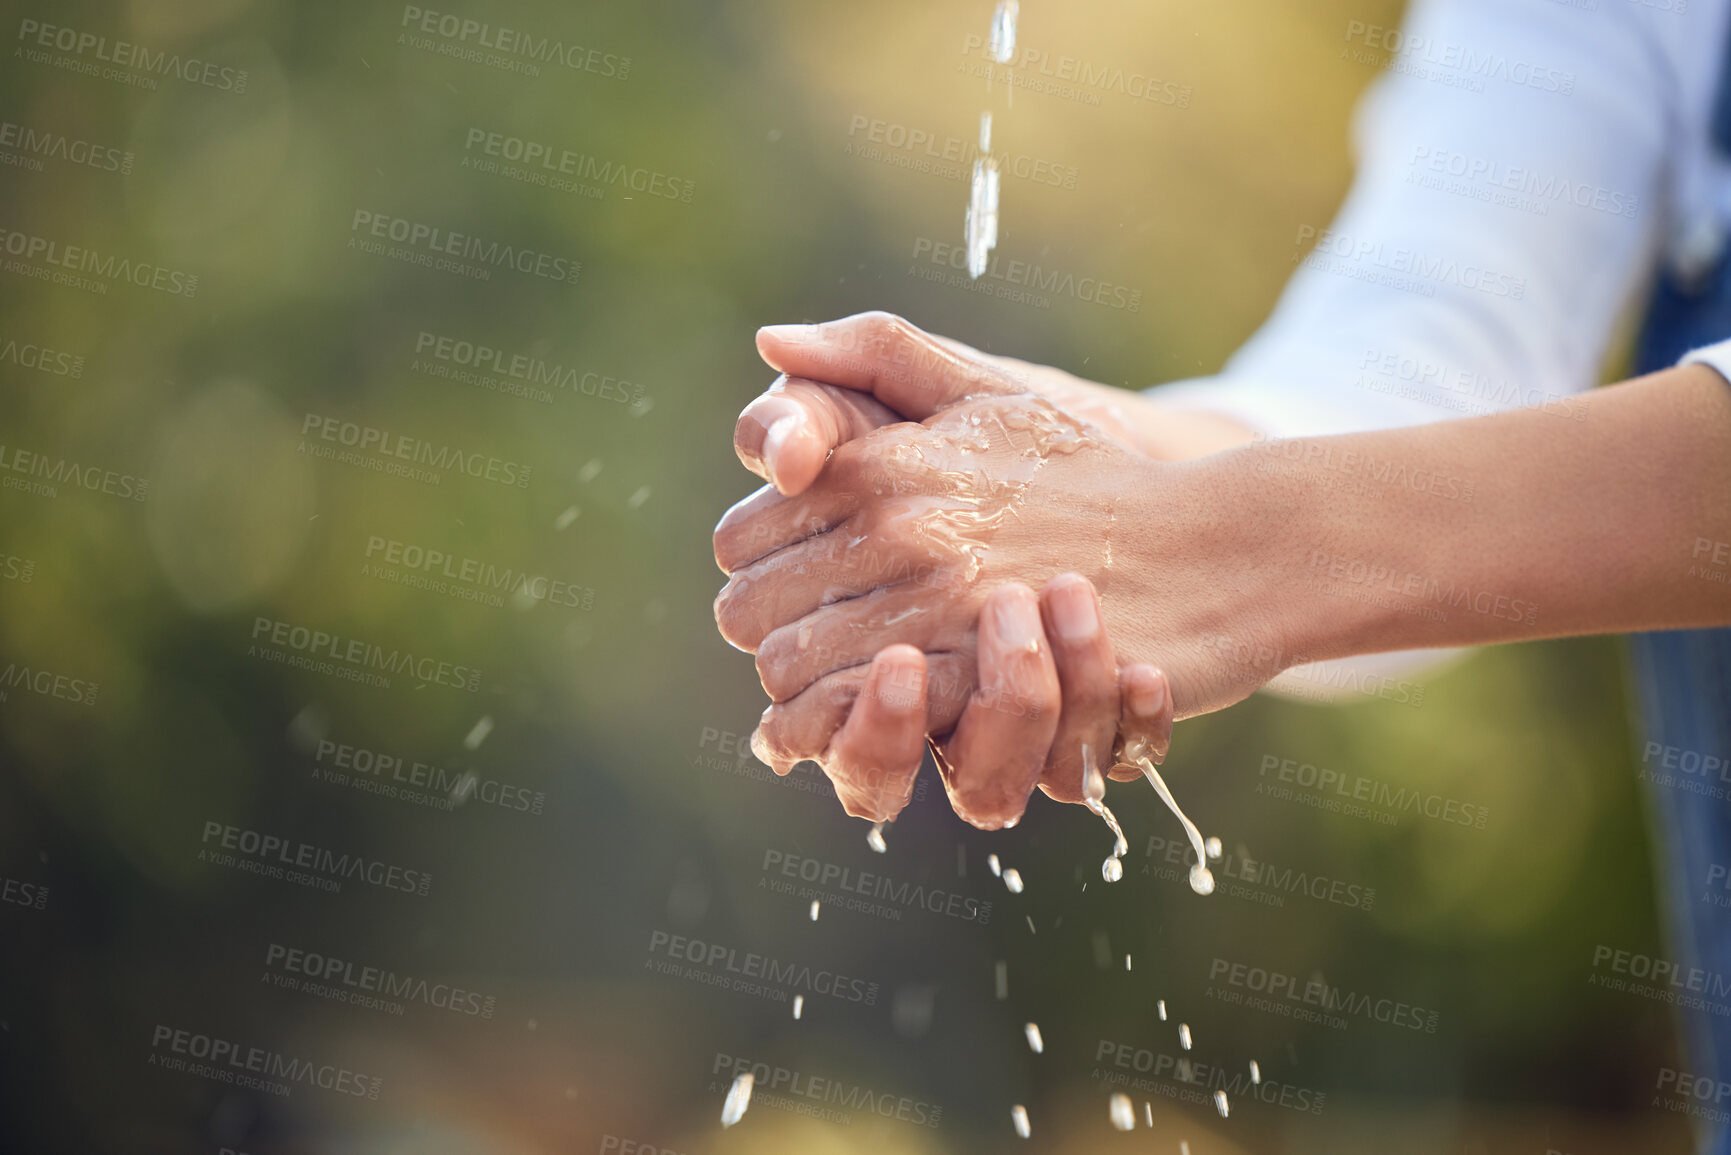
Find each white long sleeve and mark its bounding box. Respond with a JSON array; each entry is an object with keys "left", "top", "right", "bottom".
[{"left": 1151, "top": 0, "right": 1731, "bottom": 439}]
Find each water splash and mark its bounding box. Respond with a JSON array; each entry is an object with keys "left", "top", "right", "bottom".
[
  {"left": 1081, "top": 746, "right": 1128, "bottom": 883},
  {"left": 1131, "top": 754, "right": 1214, "bottom": 895}
]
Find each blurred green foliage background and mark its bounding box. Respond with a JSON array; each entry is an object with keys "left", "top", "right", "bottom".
[{"left": 0, "top": 0, "right": 1686, "bottom": 1152}]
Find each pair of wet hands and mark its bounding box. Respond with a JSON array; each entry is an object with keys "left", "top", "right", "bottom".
[{"left": 713, "top": 312, "right": 1175, "bottom": 831}]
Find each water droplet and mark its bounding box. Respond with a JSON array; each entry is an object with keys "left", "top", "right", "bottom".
[
  {"left": 995, "top": 960, "right": 1008, "bottom": 1000},
  {"left": 1189, "top": 864, "right": 1215, "bottom": 896},
  {"left": 1108, "top": 1092, "right": 1135, "bottom": 1131},
  {"left": 1214, "top": 1090, "right": 1230, "bottom": 1118},
  {"left": 1011, "top": 1104, "right": 1031, "bottom": 1138},
  {"left": 1134, "top": 756, "right": 1215, "bottom": 899},
  {"left": 988, "top": 853, "right": 1002, "bottom": 877},
  {"left": 809, "top": 900, "right": 820, "bottom": 921},
  {"left": 989, "top": 0, "right": 1019, "bottom": 63},
  {"left": 1205, "top": 836, "right": 1222, "bottom": 860},
  {"left": 965, "top": 147, "right": 1000, "bottom": 279},
  {"left": 1003, "top": 868, "right": 1023, "bottom": 894},
  {"left": 1124, "top": 953, "right": 1133, "bottom": 972},
  {"left": 867, "top": 823, "right": 887, "bottom": 854},
  {"left": 792, "top": 994, "right": 804, "bottom": 1020},
  {"left": 1250, "top": 1059, "right": 1261, "bottom": 1084},
  {"left": 577, "top": 458, "right": 603, "bottom": 484},
  {"left": 720, "top": 1072, "right": 754, "bottom": 1127},
  {"left": 1158, "top": 999, "right": 1167, "bottom": 1021},
  {"left": 1144, "top": 1101, "right": 1152, "bottom": 1127},
  {"left": 463, "top": 715, "right": 494, "bottom": 750},
  {"left": 1102, "top": 856, "right": 1123, "bottom": 883},
  {"left": 1178, "top": 1023, "right": 1192, "bottom": 1050},
  {"left": 554, "top": 504, "right": 580, "bottom": 530},
  {"left": 1024, "top": 1022, "right": 1043, "bottom": 1053}
]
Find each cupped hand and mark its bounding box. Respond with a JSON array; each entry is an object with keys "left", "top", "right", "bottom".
[{"left": 814, "top": 574, "right": 1173, "bottom": 828}]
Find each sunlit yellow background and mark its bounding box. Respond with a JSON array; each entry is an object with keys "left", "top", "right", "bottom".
[{"left": 0, "top": 0, "right": 1685, "bottom": 1152}]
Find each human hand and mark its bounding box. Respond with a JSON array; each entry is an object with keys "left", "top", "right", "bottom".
[
  {"left": 814, "top": 573, "right": 1172, "bottom": 828},
  {"left": 716, "top": 379, "right": 1294, "bottom": 779}
]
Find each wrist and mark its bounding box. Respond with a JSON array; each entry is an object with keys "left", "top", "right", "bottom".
[{"left": 1197, "top": 441, "right": 1364, "bottom": 676}]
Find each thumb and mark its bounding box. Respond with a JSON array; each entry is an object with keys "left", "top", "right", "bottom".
[{"left": 755, "top": 311, "right": 1021, "bottom": 423}]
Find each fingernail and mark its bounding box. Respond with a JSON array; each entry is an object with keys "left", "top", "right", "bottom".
[
  {"left": 1049, "top": 580, "right": 1098, "bottom": 642},
  {"left": 759, "top": 323, "right": 817, "bottom": 342},
  {"left": 870, "top": 652, "right": 923, "bottom": 712},
  {"left": 992, "top": 591, "right": 1042, "bottom": 652},
  {"left": 763, "top": 413, "right": 804, "bottom": 488},
  {"left": 1127, "top": 668, "right": 1165, "bottom": 717}
]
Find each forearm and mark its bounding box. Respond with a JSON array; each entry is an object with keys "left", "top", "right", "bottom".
[{"left": 1213, "top": 365, "right": 1731, "bottom": 665}]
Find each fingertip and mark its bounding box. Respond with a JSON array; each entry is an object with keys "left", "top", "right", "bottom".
[
  {"left": 1122, "top": 663, "right": 1166, "bottom": 719},
  {"left": 981, "top": 583, "right": 1043, "bottom": 653},
  {"left": 866, "top": 644, "right": 927, "bottom": 711},
  {"left": 755, "top": 323, "right": 815, "bottom": 371},
  {"left": 762, "top": 413, "right": 803, "bottom": 494}
]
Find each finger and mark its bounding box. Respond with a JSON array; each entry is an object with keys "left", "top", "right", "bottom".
[
  {"left": 756, "top": 312, "right": 1021, "bottom": 422},
  {"left": 1109, "top": 664, "right": 1173, "bottom": 780},
  {"left": 938, "top": 585, "right": 1060, "bottom": 830},
  {"left": 754, "top": 580, "right": 974, "bottom": 703},
  {"left": 752, "top": 652, "right": 974, "bottom": 773},
  {"left": 716, "top": 528, "right": 947, "bottom": 657},
  {"left": 712, "top": 481, "right": 856, "bottom": 575},
  {"left": 734, "top": 376, "right": 902, "bottom": 497},
  {"left": 820, "top": 645, "right": 928, "bottom": 821},
  {"left": 1033, "top": 574, "right": 1119, "bottom": 804}
]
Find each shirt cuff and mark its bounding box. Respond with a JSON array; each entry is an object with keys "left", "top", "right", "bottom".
[{"left": 1681, "top": 338, "right": 1731, "bottom": 385}]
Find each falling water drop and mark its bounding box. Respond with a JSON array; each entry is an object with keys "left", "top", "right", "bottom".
[
  {"left": 1157, "top": 999, "right": 1167, "bottom": 1021},
  {"left": 1003, "top": 868, "right": 1024, "bottom": 894},
  {"left": 793, "top": 995, "right": 804, "bottom": 1020},
  {"left": 989, "top": 0, "right": 1019, "bottom": 63},
  {"left": 1250, "top": 1060, "right": 1261, "bottom": 1084},
  {"left": 867, "top": 823, "right": 887, "bottom": 854},
  {"left": 1082, "top": 747, "right": 1129, "bottom": 883},
  {"left": 995, "top": 960, "right": 1009, "bottom": 1000},
  {"left": 1024, "top": 1022, "right": 1043, "bottom": 1054},
  {"left": 809, "top": 900, "right": 820, "bottom": 921},
  {"left": 1206, "top": 836, "right": 1223, "bottom": 860},
  {"left": 1131, "top": 754, "right": 1215, "bottom": 897},
  {"left": 1011, "top": 1104, "right": 1031, "bottom": 1138},
  {"left": 463, "top": 716, "right": 494, "bottom": 750},
  {"left": 1125, "top": 953, "right": 1133, "bottom": 972},
  {"left": 720, "top": 1073, "right": 754, "bottom": 1128},
  {"left": 988, "top": 853, "right": 1002, "bottom": 877},
  {"left": 1108, "top": 1092, "right": 1135, "bottom": 1131},
  {"left": 1178, "top": 1023, "right": 1192, "bottom": 1050},
  {"left": 1214, "top": 1090, "right": 1230, "bottom": 1118}
]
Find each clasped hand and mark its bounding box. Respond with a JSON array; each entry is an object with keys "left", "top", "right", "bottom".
[{"left": 713, "top": 313, "right": 1281, "bottom": 828}]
